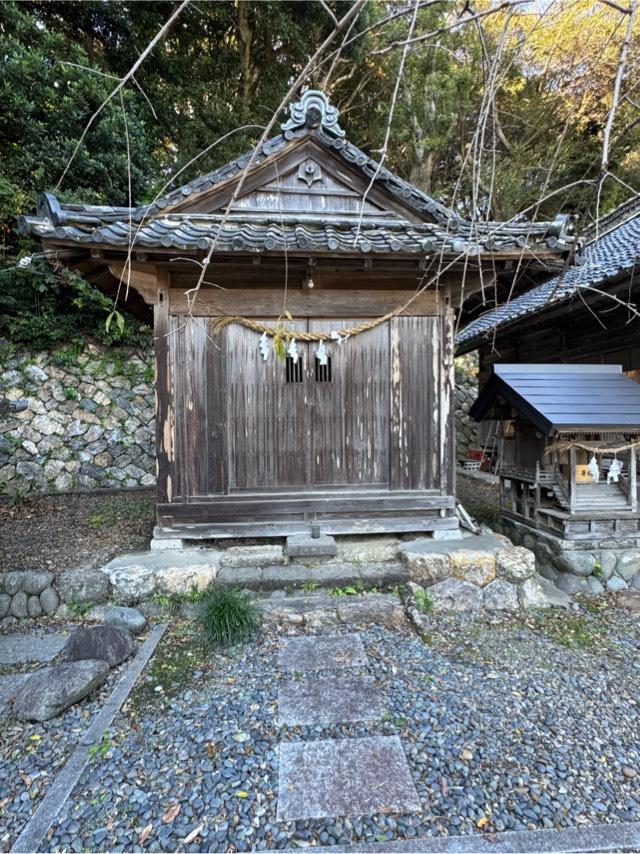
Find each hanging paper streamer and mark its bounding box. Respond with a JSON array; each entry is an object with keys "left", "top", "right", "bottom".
[
  {"left": 587, "top": 455, "right": 600, "bottom": 483},
  {"left": 330, "top": 330, "right": 350, "bottom": 346},
  {"left": 259, "top": 332, "right": 270, "bottom": 361},
  {"left": 287, "top": 337, "right": 299, "bottom": 364},
  {"left": 315, "top": 339, "right": 328, "bottom": 366},
  {"left": 607, "top": 456, "right": 622, "bottom": 484}
]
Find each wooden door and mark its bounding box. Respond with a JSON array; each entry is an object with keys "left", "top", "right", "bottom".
[
  {"left": 227, "top": 319, "right": 308, "bottom": 490},
  {"left": 308, "top": 319, "right": 389, "bottom": 487},
  {"left": 227, "top": 317, "right": 390, "bottom": 491}
]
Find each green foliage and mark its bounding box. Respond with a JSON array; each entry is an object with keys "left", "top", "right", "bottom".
[
  {"left": 414, "top": 587, "right": 434, "bottom": 615},
  {"left": 67, "top": 598, "right": 92, "bottom": 618},
  {"left": 197, "top": 585, "right": 262, "bottom": 648}
]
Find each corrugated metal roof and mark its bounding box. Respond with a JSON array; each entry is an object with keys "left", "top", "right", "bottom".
[
  {"left": 469, "top": 363, "right": 640, "bottom": 434},
  {"left": 456, "top": 201, "right": 640, "bottom": 351}
]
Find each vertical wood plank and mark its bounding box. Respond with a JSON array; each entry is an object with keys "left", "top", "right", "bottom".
[
  {"left": 308, "top": 319, "right": 389, "bottom": 486},
  {"left": 154, "top": 270, "right": 173, "bottom": 504},
  {"left": 390, "top": 316, "right": 438, "bottom": 490},
  {"left": 630, "top": 446, "right": 637, "bottom": 511},
  {"left": 440, "top": 305, "right": 456, "bottom": 497},
  {"left": 569, "top": 444, "right": 577, "bottom": 514}
]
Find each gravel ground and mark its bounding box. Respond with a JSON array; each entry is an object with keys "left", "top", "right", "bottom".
[
  {"left": 0, "top": 489, "right": 155, "bottom": 572},
  {"left": 1, "top": 605, "right": 636, "bottom": 853},
  {"left": 0, "top": 622, "right": 144, "bottom": 852}
]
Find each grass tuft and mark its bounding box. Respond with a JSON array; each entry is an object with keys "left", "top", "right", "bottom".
[{"left": 197, "top": 586, "right": 262, "bottom": 648}]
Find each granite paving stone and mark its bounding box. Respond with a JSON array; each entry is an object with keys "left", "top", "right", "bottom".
[
  {"left": 278, "top": 675, "right": 385, "bottom": 726},
  {"left": 276, "top": 735, "right": 422, "bottom": 821},
  {"left": 278, "top": 633, "right": 368, "bottom": 671},
  {"left": 0, "top": 632, "right": 68, "bottom": 665}
]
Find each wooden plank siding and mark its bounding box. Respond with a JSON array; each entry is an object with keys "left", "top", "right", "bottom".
[{"left": 156, "top": 280, "right": 456, "bottom": 532}]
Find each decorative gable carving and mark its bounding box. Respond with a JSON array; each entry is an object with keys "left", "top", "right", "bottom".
[{"left": 297, "top": 159, "right": 322, "bottom": 188}]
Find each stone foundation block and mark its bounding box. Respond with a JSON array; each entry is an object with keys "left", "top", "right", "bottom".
[
  {"left": 286, "top": 533, "right": 337, "bottom": 559},
  {"left": 219, "top": 544, "right": 285, "bottom": 569},
  {"left": 482, "top": 579, "right": 519, "bottom": 611},
  {"left": 495, "top": 547, "right": 535, "bottom": 583},
  {"left": 450, "top": 550, "right": 496, "bottom": 587},
  {"left": 428, "top": 577, "right": 483, "bottom": 611}
]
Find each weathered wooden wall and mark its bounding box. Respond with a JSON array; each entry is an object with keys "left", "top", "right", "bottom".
[{"left": 154, "top": 281, "right": 457, "bottom": 532}]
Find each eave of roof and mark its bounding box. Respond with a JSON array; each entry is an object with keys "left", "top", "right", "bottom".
[
  {"left": 18, "top": 90, "right": 576, "bottom": 260},
  {"left": 456, "top": 199, "right": 640, "bottom": 353},
  {"left": 470, "top": 363, "right": 640, "bottom": 434}
]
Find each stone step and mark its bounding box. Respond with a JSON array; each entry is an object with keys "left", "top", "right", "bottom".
[
  {"left": 217, "top": 561, "right": 408, "bottom": 592},
  {"left": 259, "top": 590, "right": 406, "bottom": 629},
  {"left": 286, "top": 532, "right": 337, "bottom": 560}
]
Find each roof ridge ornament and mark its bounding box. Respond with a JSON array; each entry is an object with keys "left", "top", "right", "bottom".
[{"left": 281, "top": 89, "right": 345, "bottom": 138}]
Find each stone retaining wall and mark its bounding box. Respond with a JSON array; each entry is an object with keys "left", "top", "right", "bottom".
[
  {"left": 1, "top": 536, "right": 562, "bottom": 629},
  {"left": 455, "top": 353, "right": 479, "bottom": 460},
  {"left": 2, "top": 344, "right": 479, "bottom": 495},
  {"left": 0, "top": 344, "right": 155, "bottom": 495},
  {"left": 496, "top": 518, "right": 640, "bottom": 596}
]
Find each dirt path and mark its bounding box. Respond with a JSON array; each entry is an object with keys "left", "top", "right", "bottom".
[{"left": 0, "top": 489, "right": 155, "bottom": 573}]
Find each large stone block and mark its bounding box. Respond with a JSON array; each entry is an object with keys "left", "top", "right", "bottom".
[
  {"left": 40, "top": 586, "right": 60, "bottom": 615},
  {"left": 399, "top": 551, "right": 450, "bottom": 586},
  {"left": 103, "top": 606, "right": 147, "bottom": 635},
  {"left": 10, "top": 591, "right": 28, "bottom": 618},
  {"left": 555, "top": 551, "right": 597, "bottom": 577},
  {"left": 154, "top": 561, "right": 218, "bottom": 594},
  {"left": 496, "top": 547, "right": 535, "bottom": 583},
  {"left": 108, "top": 565, "right": 157, "bottom": 604},
  {"left": 450, "top": 550, "right": 496, "bottom": 587},
  {"left": 21, "top": 570, "right": 55, "bottom": 595},
  {"left": 518, "top": 576, "right": 551, "bottom": 609},
  {"left": 555, "top": 572, "right": 589, "bottom": 596},
  {"left": 62, "top": 625, "right": 135, "bottom": 668},
  {"left": 286, "top": 533, "right": 337, "bottom": 559},
  {"left": 482, "top": 579, "right": 519, "bottom": 611},
  {"left": 59, "top": 569, "right": 110, "bottom": 605},
  {"left": 607, "top": 575, "right": 628, "bottom": 592},
  {"left": 335, "top": 536, "right": 399, "bottom": 564},
  {"left": 616, "top": 551, "right": 640, "bottom": 582},
  {"left": 13, "top": 660, "right": 109, "bottom": 722},
  {"left": 428, "top": 577, "right": 483, "bottom": 612},
  {"left": 219, "top": 544, "right": 284, "bottom": 569}
]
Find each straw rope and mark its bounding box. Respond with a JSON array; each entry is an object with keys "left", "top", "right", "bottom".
[
  {"left": 211, "top": 307, "right": 404, "bottom": 341},
  {"left": 545, "top": 439, "right": 640, "bottom": 455}
]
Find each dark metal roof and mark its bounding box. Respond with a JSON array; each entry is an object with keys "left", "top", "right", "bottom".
[
  {"left": 470, "top": 363, "right": 640, "bottom": 434},
  {"left": 19, "top": 90, "right": 575, "bottom": 259},
  {"left": 456, "top": 200, "right": 640, "bottom": 351}
]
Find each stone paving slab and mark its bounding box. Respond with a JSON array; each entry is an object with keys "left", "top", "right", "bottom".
[
  {"left": 399, "top": 533, "right": 507, "bottom": 557},
  {"left": 278, "top": 675, "right": 385, "bottom": 726},
  {"left": 308, "top": 819, "right": 640, "bottom": 853},
  {"left": 278, "top": 634, "right": 368, "bottom": 671},
  {"left": 276, "top": 735, "right": 421, "bottom": 821},
  {"left": 0, "top": 633, "right": 68, "bottom": 665}
]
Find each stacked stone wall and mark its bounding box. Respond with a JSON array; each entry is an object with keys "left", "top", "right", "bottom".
[
  {"left": 455, "top": 352, "right": 479, "bottom": 460},
  {"left": 0, "top": 344, "right": 155, "bottom": 495}
]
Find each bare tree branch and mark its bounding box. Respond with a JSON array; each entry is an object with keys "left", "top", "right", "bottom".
[{"left": 55, "top": 0, "right": 190, "bottom": 191}]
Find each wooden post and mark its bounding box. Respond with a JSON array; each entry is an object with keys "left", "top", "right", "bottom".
[
  {"left": 630, "top": 446, "right": 638, "bottom": 512},
  {"left": 569, "top": 444, "right": 577, "bottom": 514},
  {"left": 154, "top": 269, "right": 173, "bottom": 507}
]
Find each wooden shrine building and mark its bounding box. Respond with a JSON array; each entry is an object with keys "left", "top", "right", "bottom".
[
  {"left": 20, "top": 90, "right": 574, "bottom": 541},
  {"left": 470, "top": 364, "right": 640, "bottom": 541}
]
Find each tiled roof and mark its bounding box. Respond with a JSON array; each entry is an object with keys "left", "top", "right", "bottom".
[
  {"left": 19, "top": 90, "right": 575, "bottom": 259},
  {"left": 456, "top": 201, "right": 640, "bottom": 351}
]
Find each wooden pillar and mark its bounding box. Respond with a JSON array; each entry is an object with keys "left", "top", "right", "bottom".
[
  {"left": 569, "top": 444, "right": 577, "bottom": 514},
  {"left": 630, "top": 445, "right": 638, "bottom": 512},
  {"left": 154, "top": 269, "right": 173, "bottom": 507}
]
